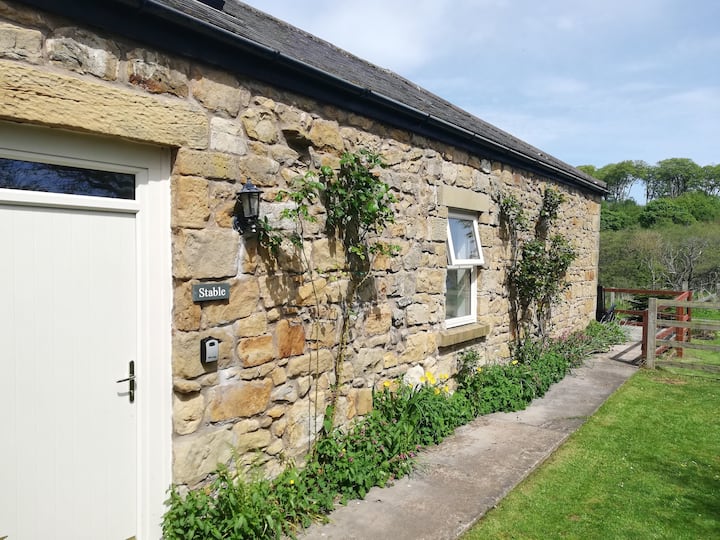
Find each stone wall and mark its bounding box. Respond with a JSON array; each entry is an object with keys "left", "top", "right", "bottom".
[{"left": 0, "top": 0, "right": 601, "bottom": 488}]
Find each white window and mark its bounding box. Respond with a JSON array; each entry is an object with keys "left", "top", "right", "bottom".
[{"left": 446, "top": 211, "right": 484, "bottom": 328}]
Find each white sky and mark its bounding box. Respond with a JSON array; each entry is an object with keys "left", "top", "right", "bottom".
[{"left": 241, "top": 0, "right": 719, "bottom": 171}]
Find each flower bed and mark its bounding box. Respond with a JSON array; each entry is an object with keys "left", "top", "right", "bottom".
[{"left": 163, "top": 321, "right": 627, "bottom": 539}]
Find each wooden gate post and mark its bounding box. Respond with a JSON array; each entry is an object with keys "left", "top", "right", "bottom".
[{"left": 647, "top": 297, "right": 657, "bottom": 369}]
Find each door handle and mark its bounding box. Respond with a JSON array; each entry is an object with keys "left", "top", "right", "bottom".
[{"left": 116, "top": 360, "right": 135, "bottom": 403}]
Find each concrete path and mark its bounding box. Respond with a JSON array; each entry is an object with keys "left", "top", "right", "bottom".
[{"left": 299, "top": 339, "right": 641, "bottom": 540}]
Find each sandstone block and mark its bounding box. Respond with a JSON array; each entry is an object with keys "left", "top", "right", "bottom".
[
  {"left": 237, "top": 335, "right": 275, "bottom": 367},
  {"left": 311, "top": 238, "right": 346, "bottom": 272},
  {"left": 353, "top": 348, "right": 385, "bottom": 372},
  {"left": 209, "top": 379, "right": 273, "bottom": 421},
  {"left": 0, "top": 60, "right": 208, "bottom": 148},
  {"left": 190, "top": 71, "right": 248, "bottom": 117},
  {"left": 266, "top": 438, "right": 284, "bottom": 456},
  {"left": 173, "top": 280, "right": 201, "bottom": 332},
  {"left": 234, "top": 428, "right": 272, "bottom": 454},
  {"left": 173, "top": 392, "right": 205, "bottom": 435},
  {"left": 241, "top": 108, "right": 279, "bottom": 143},
  {"left": 286, "top": 349, "right": 333, "bottom": 377},
  {"left": 400, "top": 332, "right": 437, "bottom": 363},
  {"left": 271, "top": 383, "right": 298, "bottom": 403},
  {"left": 172, "top": 427, "right": 234, "bottom": 486},
  {"left": 172, "top": 175, "right": 209, "bottom": 229},
  {"left": 203, "top": 277, "right": 261, "bottom": 325},
  {"left": 296, "top": 278, "right": 327, "bottom": 306},
  {"left": 429, "top": 217, "right": 447, "bottom": 242},
  {"left": 309, "top": 321, "right": 338, "bottom": 348},
  {"left": 235, "top": 312, "right": 268, "bottom": 337},
  {"left": 210, "top": 116, "right": 248, "bottom": 155},
  {"left": 46, "top": 28, "right": 120, "bottom": 80},
  {"left": 297, "top": 375, "right": 312, "bottom": 398},
  {"left": 270, "top": 367, "right": 287, "bottom": 386},
  {"left": 0, "top": 22, "right": 42, "bottom": 63},
  {"left": 406, "top": 303, "right": 431, "bottom": 325},
  {"left": 364, "top": 304, "right": 392, "bottom": 335},
  {"left": 325, "top": 279, "right": 349, "bottom": 303},
  {"left": 276, "top": 319, "right": 306, "bottom": 358},
  {"left": 355, "top": 388, "right": 373, "bottom": 416},
  {"left": 308, "top": 119, "right": 344, "bottom": 151},
  {"left": 173, "top": 377, "right": 202, "bottom": 394},
  {"left": 172, "top": 228, "right": 238, "bottom": 279},
  {"left": 174, "top": 148, "right": 241, "bottom": 180},
  {"left": 231, "top": 418, "right": 261, "bottom": 436},
  {"left": 270, "top": 416, "right": 287, "bottom": 437},
  {"left": 383, "top": 352, "right": 399, "bottom": 368},
  {"left": 416, "top": 268, "right": 445, "bottom": 294},
  {"left": 285, "top": 399, "right": 324, "bottom": 456},
  {"left": 237, "top": 154, "right": 281, "bottom": 187},
  {"left": 276, "top": 103, "right": 313, "bottom": 133},
  {"left": 126, "top": 48, "right": 189, "bottom": 97},
  {"left": 0, "top": 2, "right": 51, "bottom": 28}
]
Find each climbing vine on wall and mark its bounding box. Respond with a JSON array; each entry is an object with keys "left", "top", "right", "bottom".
[
  {"left": 499, "top": 187, "right": 578, "bottom": 341},
  {"left": 259, "top": 149, "right": 399, "bottom": 432}
]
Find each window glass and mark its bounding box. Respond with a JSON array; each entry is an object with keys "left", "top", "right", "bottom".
[
  {"left": 446, "top": 267, "right": 472, "bottom": 320},
  {"left": 448, "top": 217, "right": 479, "bottom": 260},
  {"left": 0, "top": 157, "right": 135, "bottom": 199},
  {"left": 447, "top": 214, "right": 483, "bottom": 265}
]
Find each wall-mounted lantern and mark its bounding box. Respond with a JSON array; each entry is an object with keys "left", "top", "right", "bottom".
[{"left": 232, "top": 179, "right": 263, "bottom": 235}]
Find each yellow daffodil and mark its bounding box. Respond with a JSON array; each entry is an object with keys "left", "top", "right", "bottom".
[
  {"left": 511, "top": 360, "right": 518, "bottom": 365},
  {"left": 434, "top": 387, "right": 440, "bottom": 395},
  {"left": 442, "top": 385, "right": 450, "bottom": 393},
  {"left": 426, "top": 372, "right": 436, "bottom": 385},
  {"left": 383, "top": 380, "right": 391, "bottom": 388},
  {"left": 419, "top": 375, "right": 427, "bottom": 383},
  {"left": 440, "top": 373, "right": 449, "bottom": 381},
  {"left": 476, "top": 366, "right": 483, "bottom": 373},
  {"left": 289, "top": 479, "right": 295, "bottom": 485}
]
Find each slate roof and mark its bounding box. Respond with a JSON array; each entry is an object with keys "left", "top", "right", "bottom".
[{"left": 20, "top": 0, "right": 606, "bottom": 193}]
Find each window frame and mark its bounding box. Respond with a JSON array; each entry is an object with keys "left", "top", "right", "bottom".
[
  {"left": 445, "top": 210, "right": 484, "bottom": 328},
  {"left": 447, "top": 211, "right": 484, "bottom": 266}
]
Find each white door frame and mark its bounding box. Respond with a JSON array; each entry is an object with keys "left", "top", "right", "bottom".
[{"left": 0, "top": 121, "right": 172, "bottom": 539}]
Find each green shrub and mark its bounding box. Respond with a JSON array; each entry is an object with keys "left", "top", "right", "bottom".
[
  {"left": 163, "top": 321, "right": 628, "bottom": 539},
  {"left": 163, "top": 465, "right": 286, "bottom": 540}
]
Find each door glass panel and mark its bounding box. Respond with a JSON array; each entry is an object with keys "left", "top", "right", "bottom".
[{"left": 0, "top": 156, "right": 135, "bottom": 199}]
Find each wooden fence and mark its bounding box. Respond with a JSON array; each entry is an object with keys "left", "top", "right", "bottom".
[
  {"left": 646, "top": 298, "right": 720, "bottom": 369},
  {"left": 598, "top": 287, "right": 691, "bottom": 358}
]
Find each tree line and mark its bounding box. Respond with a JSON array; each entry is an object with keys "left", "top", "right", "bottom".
[
  {"left": 580, "top": 158, "right": 720, "bottom": 293},
  {"left": 578, "top": 158, "right": 720, "bottom": 202}
]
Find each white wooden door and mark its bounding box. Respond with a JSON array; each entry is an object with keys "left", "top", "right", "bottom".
[{"left": 0, "top": 203, "right": 138, "bottom": 539}]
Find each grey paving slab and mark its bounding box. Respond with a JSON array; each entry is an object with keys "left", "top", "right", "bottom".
[{"left": 298, "top": 341, "right": 640, "bottom": 540}]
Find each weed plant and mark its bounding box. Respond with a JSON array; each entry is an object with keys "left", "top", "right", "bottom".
[{"left": 163, "top": 321, "right": 627, "bottom": 540}]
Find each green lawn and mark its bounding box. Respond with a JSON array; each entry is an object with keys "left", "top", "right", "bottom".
[{"left": 463, "top": 370, "right": 720, "bottom": 539}]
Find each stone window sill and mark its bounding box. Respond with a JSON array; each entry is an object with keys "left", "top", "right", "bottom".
[{"left": 438, "top": 322, "right": 490, "bottom": 348}]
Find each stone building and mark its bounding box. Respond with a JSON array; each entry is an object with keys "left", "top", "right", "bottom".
[{"left": 0, "top": 0, "right": 606, "bottom": 537}]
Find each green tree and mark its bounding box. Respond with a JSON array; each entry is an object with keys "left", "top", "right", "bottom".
[
  {"left": 600, "top": 160, "right": 648, "bottom": 202},
  {"left": 600, "top": 199, "right": 643, "bottom": 231},
  {"left": 700, "top": 164, "right": 720, "bottom": 196},
  {"left": 638, "top": 198, "right": 696, "bottom": 228},
  {"left": 578, "top": 161, "right": 647, "bottom": 202},
  {"left": 645, "top": 158, "right": 702, "bottom": 200},
  {"left": 673, "top": 191, "right": 720, "bottom": 222}
]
